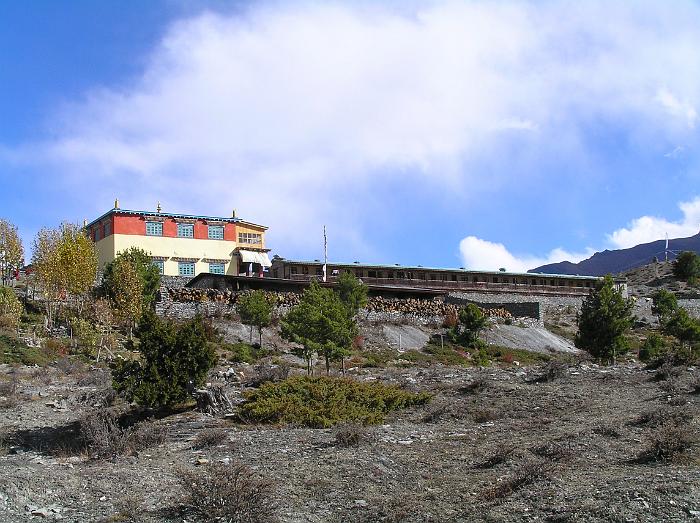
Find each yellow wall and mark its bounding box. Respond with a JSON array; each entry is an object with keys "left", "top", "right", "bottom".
[
  {"left": 95, "top": 234, "right": 242, "bottom": 277},
  {"left": 236, "top": 223, "right": 266, "bottom": 249}
]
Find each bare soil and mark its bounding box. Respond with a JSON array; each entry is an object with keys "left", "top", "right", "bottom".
[{"left": 1, "top": 357, "right": 699, "bottom": 523}]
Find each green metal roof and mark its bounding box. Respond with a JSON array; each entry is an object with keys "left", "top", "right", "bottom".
[{"left": 272, "top": 258, "right": 611, "bottom": 281}]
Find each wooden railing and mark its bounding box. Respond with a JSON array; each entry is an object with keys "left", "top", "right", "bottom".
[{"left": 284, "top": 274, "right": 593, "bottom": 295}]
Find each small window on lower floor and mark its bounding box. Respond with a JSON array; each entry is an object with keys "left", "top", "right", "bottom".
[
  {"left": 178, "top": 262, "right": 195, "bottom": 277},
  {"left": 152, "top": 260, "right": 164, "bottom": 275},
  {"left": 209, "top": 263, "right": 225, "bottom": 275}
]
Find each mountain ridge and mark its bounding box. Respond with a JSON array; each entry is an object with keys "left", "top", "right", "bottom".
[{"left": 529, "top": 231, "right": 700, "bottom": 276}]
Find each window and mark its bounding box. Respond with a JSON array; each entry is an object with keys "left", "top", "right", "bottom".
[
  {"left": 94, "top": 228, "right": 101, "bottom": 242},
  {"left": 291, "top": 266, "right": 298, "bottom": 275},
  {"left": 238, "top": 232, "right": 262, "bottom": 244},
  {"left": 178, "top": 262, "right": 195, "bottom": 276},
  {"left": 209, "top": 262, "right": 225, "bottom": 275},
  {"left": 152, "top": 260, "right": 164, "bottom": 275},
  {"left": 177, "top": 223, "right": 194, "bottom": 238},
  {"left": 146, "top": 221, "right": 163, "bottom": 236},
  {"left": 208, "top": 225, "right": 224, "bottom": 240}
]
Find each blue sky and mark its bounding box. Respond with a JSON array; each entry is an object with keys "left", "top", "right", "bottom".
[{"left": 1, "top": 1, "right": 700, "bottom": 271}]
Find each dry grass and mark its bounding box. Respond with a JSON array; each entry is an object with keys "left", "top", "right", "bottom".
[
  {"left": 532, "top": 437, "right": 575, "bottom": 462},
  {"left": 79, "top": 409, "right": 166, "bottom": 459},
  {"left": 481, "top": 460, "right": 554, "bottom": 500},
  {"left": 192, "top": 427, "right": 229, "bottom": 450},
  {"left": 333, "top": 422, "right": 368, "bottom": 448},
  {"left": 421, "top": 401, "right": 451, "bottom": 423},
  {"left": 527, "top": 361, "right": 567, "bottom": 384},
  {"left": 632, "top": 408, "right": 692, "bottom": 428},
  {"left": 244, "top": 363, "right": 290, "bottom": 388},
  {"left": 637, "top": 423, "right": 697, "bottom": 464},
  {"left": 177, "top": 462, "right": 277, "bottom": 523},
  {"left": 457, "top": 378, "right": 488, "bottom": 394},
  {"left": 474, "top": 444, "right": 516, "bottom": 469}
]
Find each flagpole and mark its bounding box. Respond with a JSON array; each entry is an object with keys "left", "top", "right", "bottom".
[{"left": 323, "top": 226, "right": 328, "bottom": 282}]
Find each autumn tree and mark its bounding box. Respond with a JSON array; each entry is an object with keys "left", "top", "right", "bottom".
[
  {"left": 100, "top": 247, "right": 160, "bottom": 309},
  {"left": 575, "top": 275, "right": 634, "bottom": 364},
  {"left": 110, "top": 257, "right": 144, "bottom": 337},
  {"left": 237, "top": 290, "right": 273, "bottom": 348},
  {"left": 32, "top": 223, "right": 98, "bottom": 327},
  {"left": 0, "top": 286, "right": 22, "bottom": 331},
  {"left": 281, "top": 281, "right": 354, "bottom": 375},
  {"left": 0, "top": 218, "right": 24, "bottom": 283}
]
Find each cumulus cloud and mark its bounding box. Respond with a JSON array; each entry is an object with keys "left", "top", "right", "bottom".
[
  {"left": 607, "top": 197, "right": 700, "bottom": 249},
  {"left": 460, "top": 197, "right": 700, "bottom": 271},
  {"left": 8, "top": 1, "right": 700, "bottom": 259},
  {"left": 459, "top": 236, "right": 593, "bottom": 272}
]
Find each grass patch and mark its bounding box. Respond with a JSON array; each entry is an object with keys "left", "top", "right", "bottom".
[
  {"left": 485, "top": 345, "right": 551, "bottom": 365},
  {"left": 0, "top": 334, "right": 58, "bottom": 366},
  {"left": 237, "top": 376, "right": 431, "bottom": 428}
]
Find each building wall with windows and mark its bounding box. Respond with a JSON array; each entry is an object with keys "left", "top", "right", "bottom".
[{"left": 88, "top": 205, "right": 268, "bottom": 278}]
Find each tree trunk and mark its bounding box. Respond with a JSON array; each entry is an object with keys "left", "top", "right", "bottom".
[
  {"left": 325, "top": 354, "right": 330, "bottom": 375},
  {"left": 250, "top": 325, "right": 253, "bottom": 344},
  {"left": 259, "top": 327, "right": 263, "bottom": 349}
]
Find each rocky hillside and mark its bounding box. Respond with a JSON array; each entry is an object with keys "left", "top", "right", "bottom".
[{"left": 530, "top": 231, "right": 700, "bottom": 276}]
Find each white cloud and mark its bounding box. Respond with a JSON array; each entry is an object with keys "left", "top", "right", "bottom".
[
  {"left": 459, "top": 236, "right": 593, "bottom": 273},
  {"left": 656, "top": 88, "right": 698, "bottom": 129},
  {"left": 607, "top": 197, "right": 700, "bottom": 249},
  {"left": 460, "top": 197, "right": 700, "bottom": 271},
  {"left": 9, "top": 1, "right": 700, "bottom": 259}
]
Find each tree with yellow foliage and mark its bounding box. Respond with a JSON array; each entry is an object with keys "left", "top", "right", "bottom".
[
  {"left": 0, "top": 218, "right": 24, "bottom": 284},
  {"left": 32, "top": 223, "right": 98, "bottom": 327}
]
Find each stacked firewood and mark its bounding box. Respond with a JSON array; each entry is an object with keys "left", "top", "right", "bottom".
[{"left": 167, "top": 287, "right": 516, "bottom": 319}]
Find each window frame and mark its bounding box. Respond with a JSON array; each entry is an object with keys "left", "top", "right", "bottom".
[
  {"left": 146, "top": 221, "right": 163, "bottom": 236},
  {"left": 177, "top": 223, "right": 194, "bottom": 238},
  {"left": 208, "top": 225, "right": 224, "bottom": 240},
  {"left": 178, "top": 261, "right": 196, "bottom": 277},
  {"left": 209, "top": 262, "right": 225, "bottom": 275},
  {"left": 238, "top": 232, "right": 262, "bottom": 244}
]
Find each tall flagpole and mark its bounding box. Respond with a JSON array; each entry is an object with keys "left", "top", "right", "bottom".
[{"left": 323, "top": 226, "right": 328, "bottom": 282}]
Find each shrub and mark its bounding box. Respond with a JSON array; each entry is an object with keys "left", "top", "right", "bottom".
[
  {"left": 237, "top": 376, "right": 431, "bottom": 428},
  {"left": 333, "top": 422, "right": 367, "bottom": 447},
  {"left": 481, "top": 460, "right": 553, "bottom": 500},
  {"left": 639, "top": 333, "right": 667, "bottom": 362},
  {"left": 111, "top": 311, "right": 216, "bottom": 408},
  {"left": 471, "top": 407, "right": 499, "bottom": 423},
  {"left": 192, "top": 428, "right": 228, "bottom": 450},
  {"left": 70, "top": 318, "right": 100, "bottom": 356},
  {"left": 527, "top": 361, "right": 567, "bottom": 384},
  {"left": 532, "top": 437, "right": 575, "bottom": 462},
  {"left": 225, "top": 342, "right": 264, "bottom": 364},
  {"left": 0, "top": 334, "right": 55, "bottom": 366},
  {"left": 458, "top": 378, "right": 488, "bottom": 394},
  {"left": 474, "top": 444, "right": 515, "bottom": 469},
  {"left": 177, "top": 462, "right": 277, "bottom": 523},
  {"left": 79, "top": 409, "right": 166, "bottom": 459},
  {"left": 421, "top": 401, "right": 450, "bottom": 423},
  {"left": 637, "top": 423, "right": 696, "bottom": 464}
]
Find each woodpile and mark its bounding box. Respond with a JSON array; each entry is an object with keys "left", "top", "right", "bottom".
[{"left": 167, "top": 287, "right": 516, "bottom": 319}]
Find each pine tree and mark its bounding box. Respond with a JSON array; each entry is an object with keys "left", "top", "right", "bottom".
[
  {"left": 281, "top": 281, "right": 353, "bottom": 375},
  {"left": 575, "top": 275, "right": 634, "bottom": 364}
]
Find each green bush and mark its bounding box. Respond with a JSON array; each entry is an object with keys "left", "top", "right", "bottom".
[
  {"left": 0, "top": 334, "right": 57, "bottom": 366},
  {"left": 639, "top": 333, "right": 667, "bottom": 362},
  {"left": 223, "top": 342, "right": 269, "bottom": 364},
  {"left": 237, "top": 376, "right": 431, "bottom": 427},
  {"left": 673, "top": 251, "right": 700, "bottom": 282},
  {"left": 111, "top": 312, "right": 216, "bottom": 409}
]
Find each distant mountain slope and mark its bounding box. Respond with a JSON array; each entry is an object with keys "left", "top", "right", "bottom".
[{"left": 529, "top": 232, "right": 700, "bottom": 276}]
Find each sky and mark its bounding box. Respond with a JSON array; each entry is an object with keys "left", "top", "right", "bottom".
[{"left": 1, "top": 0, "right": 700, "bottom": 272}]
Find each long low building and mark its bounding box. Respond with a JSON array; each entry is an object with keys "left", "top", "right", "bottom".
[{"left": 269, "top": 256, "right": 627, "bottom": 296}]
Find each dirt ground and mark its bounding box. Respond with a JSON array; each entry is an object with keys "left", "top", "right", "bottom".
[{"left": 1, "top": 356, "right": 699, "bottom": 523}]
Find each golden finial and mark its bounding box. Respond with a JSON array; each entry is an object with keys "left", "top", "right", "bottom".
[
  {"left": 157, "top": 201, "right": 162, "bottom": 213},
  {"left": 232, "top": 209, "right": 236, "bottom": 218},
  {"left": 114, "top": 198, "right": 120, "bottom": 209}
]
